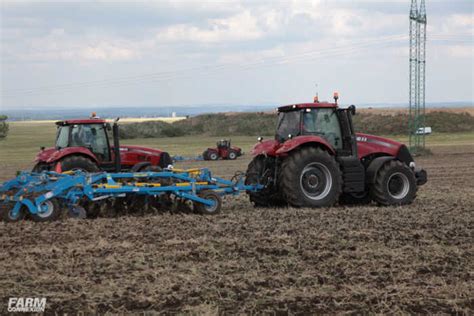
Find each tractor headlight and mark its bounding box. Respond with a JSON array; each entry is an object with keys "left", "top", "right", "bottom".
[
  {"left": 409, "top": 162, "right": 416, "bottom": 169},
  {"left": 257, "top": 136, "right": 263, "bottom": 142}
]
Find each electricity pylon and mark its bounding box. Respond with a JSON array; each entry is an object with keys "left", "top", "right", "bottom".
[{"left": 408, "top": 0, "right": 427, "bottom": 153}]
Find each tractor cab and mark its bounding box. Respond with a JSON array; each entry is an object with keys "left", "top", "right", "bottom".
[
  {"left": 55, "top": 118, "right": 112, "bottom": 163},
  {"left": 276, "top": 93, "right": 358, "bottom": 157},
  {"left": 217, "top": 139, "right": 231, "bottom": 149}
]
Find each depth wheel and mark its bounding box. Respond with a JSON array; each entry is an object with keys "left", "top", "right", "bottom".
[
  {"left": 1, "top": 203, "right": 26, "bottom": 222},
  {"left": 370, "top": 160, "right": 417, "bottom": 206},
  {"left": 280, "top": 147, "right": 342, "bottom": 207},
  {"left": 30, "top": 199, "right": 63, "bottom": 222},
  {"left": 193, "top": 190, "right": 222, "bottom": 215}
]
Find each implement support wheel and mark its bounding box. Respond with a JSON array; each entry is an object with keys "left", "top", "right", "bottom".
[
  {"left": 194, "top": 190, "right": 222, "bottom": 215},
  {"left": 1, "top": 203, "right": 26, "bottom": 222},
  {"left": 31, "top": 199, "right": 63, "bottom": 222}
]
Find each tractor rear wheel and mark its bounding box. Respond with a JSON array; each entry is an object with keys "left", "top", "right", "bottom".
[
  {"left": 30, "top": 199, "right": 62, "bottom": 222},
  {"left": 228, "top": 150, "right": 238, "bottom": 160},
  {"left": 245, "top": 156, "right": 286, "bottom": 207},
  {"left": 280, "top": 147, "right": 342, "bottom": 207},
  {"left": 370, "top": 160, "right": 417, "bottom": 206},
  {"left": 60, "top": 156, "right": 99, "bottom": 173},
  {"left": 208, "top": 151, "right": 219, "bottom": 161}
]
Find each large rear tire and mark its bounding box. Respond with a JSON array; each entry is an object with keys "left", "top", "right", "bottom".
[
  {"left": 280, "top": 147, "right": 342, "bottom": 207},
  {"left": 245, "top": 156, "right": 286, "bottom": 207},
  {"left": 370, "top": 160, "right": 417, "bottom": 206},
  {"left": 60, "top": 156, "right": 99, "bottom": 173}
]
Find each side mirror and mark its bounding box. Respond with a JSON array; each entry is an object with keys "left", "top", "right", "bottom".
[
  {"left": 348, "top": 105, "right": 356, "bottom": 116},
  {"left": 114, "top": 117, "right": 120, "bottom": 124}
]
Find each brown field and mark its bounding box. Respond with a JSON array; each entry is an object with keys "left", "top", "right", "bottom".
[{"left": 1, "top": 141, "right": 473, "bottom": 314}]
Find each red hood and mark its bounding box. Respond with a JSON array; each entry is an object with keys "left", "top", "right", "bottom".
[
  {"left": 117, "top": 145, "right": 163, "bottom": 156},
  {"left": 35, "top": 146, "right": 98, "bottom": 164},
  {"left": 356, "top": 133, "right": 402, "bottom": 159}
]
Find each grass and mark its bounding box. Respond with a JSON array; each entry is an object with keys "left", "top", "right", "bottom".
[{"left": 1, "top": 121, "right": 473, "bottom": 167}]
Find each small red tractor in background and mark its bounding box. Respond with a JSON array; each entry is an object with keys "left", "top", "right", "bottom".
[
  {"left": 33, "top": 115, "right": 172, "bottom": 173},
  {"left": 203, "top": 139, "right": 243, "bottom": 161},
  {"left": 245, "top": 93, "right": 427, "bottom": 207}
]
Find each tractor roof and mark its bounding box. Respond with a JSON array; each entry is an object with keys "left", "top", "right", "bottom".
[
  {"left": 56, "top": 118, "right": 107, "bottom": 125},
  {"left": 278, "top": 102, "right": 337, "bottom": 112}
]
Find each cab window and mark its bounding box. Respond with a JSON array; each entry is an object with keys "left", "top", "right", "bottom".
[
  {"left": 303, "top": 108, "right": 342, "bottom": 149},
  {"left": 70, "top": 124, "right": 110, "bottom": 161}
]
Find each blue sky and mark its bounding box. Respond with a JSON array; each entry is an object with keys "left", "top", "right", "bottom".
[{"left": 1, "top": 0, "right": 473, "bottom": 110}]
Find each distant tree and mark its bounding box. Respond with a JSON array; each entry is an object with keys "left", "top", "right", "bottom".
[{"left": 0, "top": 115, "right": 9, "bottom": 139}]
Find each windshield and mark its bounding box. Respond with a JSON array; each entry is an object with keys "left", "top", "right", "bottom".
[
  {"left": 276, "top": 111, "right": 301, "bottom": 142},
  {"left": 302, "top": 108, "right": 342, "bottom": 149},
  {"left": 56, "top": 125, "right": 70, "bottom": 149}
]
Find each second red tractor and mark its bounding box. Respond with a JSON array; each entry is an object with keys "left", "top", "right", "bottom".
[{"left": 203, "top": 139, "right": 243, "bottom": 161}]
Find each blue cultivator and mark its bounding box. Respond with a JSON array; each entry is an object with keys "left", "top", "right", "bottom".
[{"left": 0, "top": 168, "right": 262, "bottom": 222}]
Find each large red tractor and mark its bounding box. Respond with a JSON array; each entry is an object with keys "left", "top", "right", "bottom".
[
  {"left": 246, "top": 94, "right": 427, "bottom": 207},
  {"left": 203, "top": 139, "right": 243, "bottom": 160},
  {"left": 33, "top": 117, "right": 172, "bottom": 173}
]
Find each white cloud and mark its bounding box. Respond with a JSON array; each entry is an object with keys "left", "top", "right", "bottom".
[{"left": 155, "top": 10, "right": 263, "bottom": 43}]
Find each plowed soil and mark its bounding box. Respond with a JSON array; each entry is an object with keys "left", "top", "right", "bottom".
[{"left": 1, "top": 145, "right": 473, "bottom": 314}]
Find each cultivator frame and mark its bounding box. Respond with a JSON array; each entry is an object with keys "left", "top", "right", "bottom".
[{"left": 0, "top": 168, "right": 262, "bottom": 221}]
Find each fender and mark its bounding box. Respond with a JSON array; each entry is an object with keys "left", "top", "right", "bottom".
[
  {"left": 275, "top": 135, "right": 336, "bottom": 155},
  {"left": 366, "top": 156, "right": 395, "bottom": 184},
  {"left": 44, "top": 147, "right": 99, "bottom": 164},
  {"left": 251, "top": 139, "right": 279, "bottom": 156},
  {"left": 130, "top": 162, "right": 152, "bottom": 172}
]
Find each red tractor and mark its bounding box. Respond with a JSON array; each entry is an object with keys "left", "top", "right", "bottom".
[
  {"left": 33, "top": 116, "right": 172, "bottom": 173},
  {"left": 203, "top": 139, "right": 243, "bottom": 161},
  {"left": 245, "top": 93, "right": 427, "bottom": 207}
]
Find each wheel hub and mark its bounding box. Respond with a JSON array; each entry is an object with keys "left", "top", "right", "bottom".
[
  {"left": 387, "top": 172, "right": 410, "bottom": 200},
  {"left": 300, "top": 162, "right": 332, "bottom": 200}
]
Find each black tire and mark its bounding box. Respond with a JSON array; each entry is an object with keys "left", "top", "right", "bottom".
[
  {"left": 280, "top": 147, "right": 342, "bottom": 207},
  {"left": 202, "top": 150, "right": 210, "bottom": 161},
  {"left": 30, "top": 199, "right": 63, "bottom": 222},
  {"left": 245, "top": 156, "right": 286, "bottom": 207},
  {"left": 208, "top": 151, "right": 219, "bottom": 161},
  {"left": 32, "top": 162, "right": 49, "bottom": 173},
  {"left": 60, "top": 155, "right": 99, "bottom": 173},
  {"left": 193, "top": 190, "right": 222, "bottom": 215},
  {"left": 159, "top": 152, "right": 173, "bottom": 169},
  {"left": 1, "top": 203, "right": 26, "bottom": 222},
  {"left": 370, "top": 160, "right": 417, "bottom": 206},
  {"left": 228, "top": 150, "right": 238, "bottom": 160},
  {"left": 339, "top": 191, "right": 372, "bottom": 206},
  {"left": 142, "top": 165, "right": 162, "bottom": 172}
]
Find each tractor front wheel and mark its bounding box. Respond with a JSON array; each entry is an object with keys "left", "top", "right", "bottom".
[
  {"left": 60, "top": 156, "right": 99, "bottom": 173},
  {"left": 370, "top": 160, "right": 417, "bottom": 206},
  {"left": 280, "top": 147, "right": 342, "bottom": 207}
]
